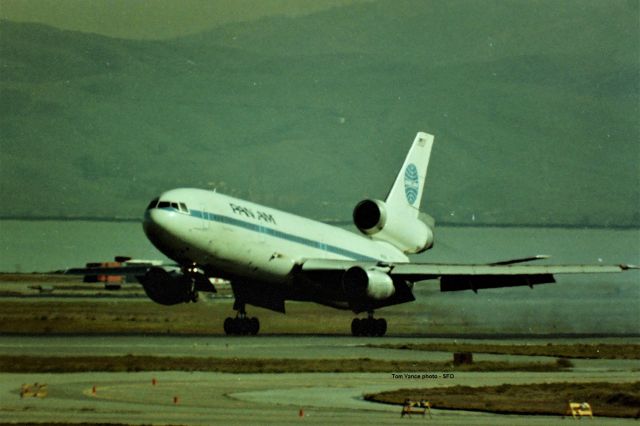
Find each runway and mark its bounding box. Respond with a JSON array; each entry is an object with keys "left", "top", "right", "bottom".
[{"left": 1, "top": 336, "right": 639, "bottom": 425}]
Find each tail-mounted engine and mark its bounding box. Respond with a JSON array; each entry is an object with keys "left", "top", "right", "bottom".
[{"left": 353, "top": 199, "right": 434, "bottom": 253}]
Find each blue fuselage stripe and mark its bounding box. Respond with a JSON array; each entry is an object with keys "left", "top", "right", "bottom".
[{"left": 160, "top": 207, "right": 377, "bottom": 261}]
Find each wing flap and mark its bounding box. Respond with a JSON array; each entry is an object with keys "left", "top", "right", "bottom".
[{"left": 440, "top": 273, "right": 555, "bottom": 292}]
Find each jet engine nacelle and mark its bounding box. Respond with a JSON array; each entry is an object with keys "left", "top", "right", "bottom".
[
  {"left": 352, "top": 199, "right": 434, "bottom": 253},
  {"left": 138, "top": 267, "right": 194, "bottom": 305},
  {"left": 343, "top": 266, "right": 396, "bottom": 300}
]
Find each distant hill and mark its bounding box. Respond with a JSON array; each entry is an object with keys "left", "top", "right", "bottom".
[{"left": 0, "top": 0, "right": 638, "bottom": 226}]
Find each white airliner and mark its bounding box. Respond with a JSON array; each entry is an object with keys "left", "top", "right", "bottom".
[{"left": 69, "top": 132, "right": 636, "bottom": 336}]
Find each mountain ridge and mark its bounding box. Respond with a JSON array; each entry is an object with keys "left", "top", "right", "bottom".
[{"left": 0, "top": 0, "right": 638, "bottom": 226}]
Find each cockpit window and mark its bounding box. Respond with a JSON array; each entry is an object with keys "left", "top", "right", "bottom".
[
  {"left": 146, "top": 198, "right": 159, "bottom": 210},
  {"left": 155, "top": 200, "right": 189, "bottom": 212}
]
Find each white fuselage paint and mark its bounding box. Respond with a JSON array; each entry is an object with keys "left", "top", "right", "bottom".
[{"left": 143, "top": 188, "right": 409, "bottom": 283}]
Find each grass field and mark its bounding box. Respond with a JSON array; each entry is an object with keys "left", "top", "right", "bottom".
[
  {"left": 0, "top": 355, "right": 568, "bottom": 374},
  {"left": 368, "top": 343, "right": 640, "bottom": 359},
  {"left": 0, "top": 299, "right": 363, "bottom": 335},
  {"left": 2, "top": 293, "right": 639, "bottom": 342},
  {"left": 365, "top": 381, "right": 640, "bottom": 418}
]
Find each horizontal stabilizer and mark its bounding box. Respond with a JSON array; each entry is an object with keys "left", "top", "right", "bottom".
[
  {"left": 489, "top": 255, "right": 550, "bottom": 265},
  {"left": 65, "top": 264, "right": 179, "bottom": 276}
]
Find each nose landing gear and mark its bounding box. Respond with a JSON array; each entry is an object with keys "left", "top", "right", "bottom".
[{"left": 351, "top": 312, "right": 387, "bottom": 337}]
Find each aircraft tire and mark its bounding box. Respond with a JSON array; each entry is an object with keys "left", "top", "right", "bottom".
[
  {"left": 366, "top": 319, "right": 376, "bottom": 337},
  {"left": 375, "top": 318, "right": 387, "bottom": 337},
  {"left": 351, "top": 318, "right": 387, "bottom": 337},
  {"left": 362, "top": 319, "right": 372, "bottom": 337},
  {"left": 351, "top": 318, "right": 362, "bottom": 336},
  {"left": 223, "top": 317, "right": 234, "bottom": 335},
  {"left": 365, "top": 318, "right": 375, "bottom": 337},
  {"left": 236, "top": 318, "right": 248, "bottom": 335},
  {"left": 249, "top": 317, "right": 260, "bottom": 335},
  {"left": 223, "top": 316, "right": 260, "bottom": 336}
]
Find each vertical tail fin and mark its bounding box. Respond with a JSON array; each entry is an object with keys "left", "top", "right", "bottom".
[
  {"left": 352, "top": 132, "right": 435, "bottom": 253},
  {"left": 385, "top": 132, "right": 434, "bottom": 217}
]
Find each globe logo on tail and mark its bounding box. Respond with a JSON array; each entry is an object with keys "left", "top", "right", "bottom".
[{"left": 404, "top": 163, "right": 419, "bottom": 205}]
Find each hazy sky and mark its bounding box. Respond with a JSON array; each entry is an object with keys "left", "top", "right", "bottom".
[{"left": 0, "top": 0, "right": 371, "bottom": 39}]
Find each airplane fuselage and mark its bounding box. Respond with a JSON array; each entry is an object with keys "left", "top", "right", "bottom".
[{"left": 143, "top": 188, "right": 409, "bottom": 285}]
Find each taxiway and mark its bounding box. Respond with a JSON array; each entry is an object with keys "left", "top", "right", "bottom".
[{"left": 1, "top": 335, "right": 639, "bottom": 425}]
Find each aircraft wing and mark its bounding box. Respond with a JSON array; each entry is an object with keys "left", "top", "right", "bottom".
[
  {"left": 300, "top": 258, "right": 637, "bottom": 292},
  {"left": 390, "top": 262, "right": 635, "bottom": 292}
]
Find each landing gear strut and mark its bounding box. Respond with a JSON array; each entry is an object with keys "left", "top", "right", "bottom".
[
  {"left": 351, "top": 311, "right": 387, "bottom": 337},
  {"left": 182, "top": 264, "right": 200, "bottom": 303},
  {"left": 223, "top": 303, "right": 259, "bottom": 335},
  {"left": 187, "top": 288, "right": 198, "bottom": 303}
]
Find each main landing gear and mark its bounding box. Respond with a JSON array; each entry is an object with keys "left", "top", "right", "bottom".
[
  {"left": 351, "top": 312, "right": 387, "bottom": 337},
  {"left": 186, "top": 288, "right": 198, "bottom": 303},
  {"left": 223, "top": 303, "right": 259, "bottom": 335}
]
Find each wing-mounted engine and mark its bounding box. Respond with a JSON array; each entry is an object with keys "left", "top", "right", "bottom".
[
  {"left": 138, "top": 267, "right": 204, "bottom": 305},
  {"left": 342, "top": 265, "right": 396, "bottom": 300},
  {"left": 352, "top": 199, "right": 434, "bottom": 253},
  {"left": 65, "top": 262, "right": 216, "bottom": 306},
  {"left": 340, "top": 265, "right": 416, "bottom": 313}
]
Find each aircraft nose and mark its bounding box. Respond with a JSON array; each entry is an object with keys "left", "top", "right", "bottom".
[
  {"left": 143, "top": 208, "right": 159, "bottom": 234},
  {"left": 143, "top": 207, "right": 178, "bottom": 242}
]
